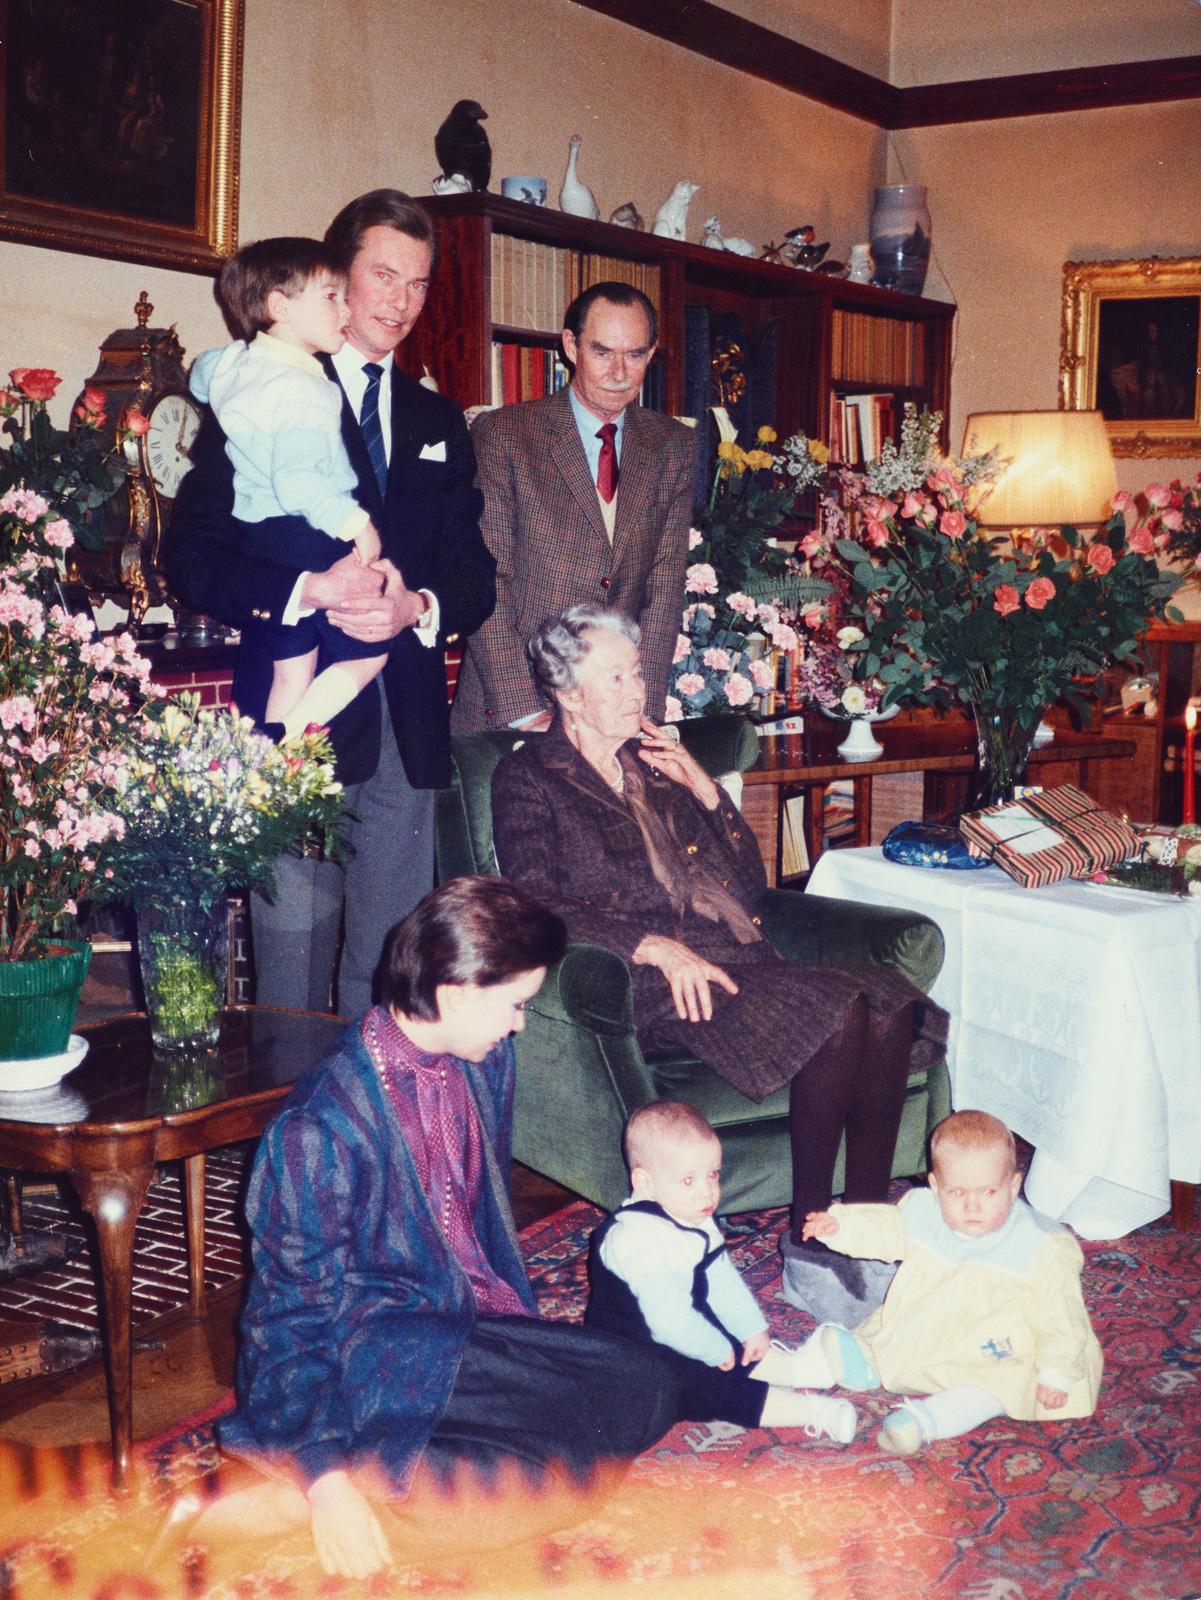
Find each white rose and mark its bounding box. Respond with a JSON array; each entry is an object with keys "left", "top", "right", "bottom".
[
  {"left": 841, "top": 685, "right": 868, "bottom": 715},
  {"left": 836, "top": 626, "right": 864, "bottom": 649}
]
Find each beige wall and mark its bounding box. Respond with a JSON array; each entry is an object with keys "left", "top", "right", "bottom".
[
  {"left": 718, "top": 0, "right": 893, "bottom": 79},
  {"left": 892, "top": 99, "right": 1201, "bottom": 493},
  {"left": 1, "top": 0, "right": 880, "bottom": 421},
  {"left": 891, "top": 0, "right": 1200, "bottom": 85}
]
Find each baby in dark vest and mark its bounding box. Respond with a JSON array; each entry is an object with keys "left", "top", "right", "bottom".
[{"left": 585, "top": 1100, "right": 855, "bottom": 1441}]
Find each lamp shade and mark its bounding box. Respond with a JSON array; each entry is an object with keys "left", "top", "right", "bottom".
[{"left": 964, "top": 410, "right": 1117, "bottom": 528}]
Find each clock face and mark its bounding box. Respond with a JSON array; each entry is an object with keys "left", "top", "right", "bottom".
[{"left": 146, "top": 391, "right": 201, "bottom": 499}]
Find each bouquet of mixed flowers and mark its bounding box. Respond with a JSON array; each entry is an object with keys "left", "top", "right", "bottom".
[
  {"left": 0, "top": 488, "right": 155, "bottom": 961},
  {"left": 803, "top": 407, "right": 1182, "bottom": 738},
  {"left": 1136, "top": 473, "right": 1201, "bottom": 574},
  {"left": 668, "top": 409, "right": 833, "bottom": 718},
  {"left": 96, "top": 693, "right": 345, "bottom": 912},
  {"left": 0, "top": 367, "right": 137, "bottom": 553}
]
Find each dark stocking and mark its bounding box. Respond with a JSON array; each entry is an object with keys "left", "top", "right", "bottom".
[
  {"left": 842, "top": 1001, "right": 917, "bottom": 1204},
  {"left": 788, "top": 995, "right": 868, "bottom": 1240},
  {"left": 787, "top": 997, "right": 918, "bottom": 1242}
]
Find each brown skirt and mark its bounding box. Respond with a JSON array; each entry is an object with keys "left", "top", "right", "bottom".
[{"left": 633, "top": 927, "right": 948, "bottom": 1104}]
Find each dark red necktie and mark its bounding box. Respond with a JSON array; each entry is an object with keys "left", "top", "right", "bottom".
[{"left": 596, "top": 423, "right": 618, "bottom": 503}]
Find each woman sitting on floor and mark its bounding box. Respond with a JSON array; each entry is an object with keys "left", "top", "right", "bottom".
[
  {"left": 165, "top": 875, "right": 678, "bottom": 1580},
  {"left": 490, "top": 605, "right": 948, "bottom": 1327}
]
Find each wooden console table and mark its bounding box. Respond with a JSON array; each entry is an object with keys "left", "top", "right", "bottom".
[
  {"left": 0, "top": 1007, "right": 344, "bottom": 1485},
  {"left": 741, "top": 720, "right": 1137, "bottom": 885}
]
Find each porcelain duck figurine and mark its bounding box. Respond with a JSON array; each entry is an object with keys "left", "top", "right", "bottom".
[
  {"left": 652, "top": 180, "right": 698, "bottom": 240},
  {"left": 559, "top": 135, "right": 599, "bottom": 219}
]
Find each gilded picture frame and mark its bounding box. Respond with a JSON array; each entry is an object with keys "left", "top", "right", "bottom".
[
  {"left": 1060, "top": 257, "right": 1201, "bottom": 458},
  {"left": 1, "top": 0, "right": 242, "bottom": 274}
]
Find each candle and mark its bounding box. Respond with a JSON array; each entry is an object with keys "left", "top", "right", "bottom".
[{"left": 1184, "top": 700, "right": 1197, "bottom": 826}]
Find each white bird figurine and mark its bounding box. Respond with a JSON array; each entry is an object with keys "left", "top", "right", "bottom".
[
  {"left": 652, "top": 180, "right": 698, "bottom": 240},
  {"left": 559, "top": 135, "right": 599, "bottom": 220}
]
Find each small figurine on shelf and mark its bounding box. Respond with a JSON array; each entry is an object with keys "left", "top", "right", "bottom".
[
  {"left": 559, "top": 134, "right": 599, "bottom": 219},
  {"left": 651, "top": 179, "right": 698, "bottom": 239},
  {"left": 608, "top": 201, "right": 644, "bottom": 230},
  {"left": 781, "top": 224, "right": 830, "bottom": 270},
  {"left": 434, "top": 99, "right": 491, "bottom": 192},
  {"left": 699, "top": 216, "right": 757, "bottom": 256},
  {"left": 847, "top": 243, "right": 873, "bottom": 283}
]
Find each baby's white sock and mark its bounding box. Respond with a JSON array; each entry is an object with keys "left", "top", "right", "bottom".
[{"left": 878, "top": 1384, "right": 1004, "bottom": 1455}]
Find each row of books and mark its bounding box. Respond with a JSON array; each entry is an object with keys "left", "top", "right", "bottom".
[
  {"left": 830, "top": 309, "right": 927, "bottom": 387},
  {"left": 489, "top": 233, "right": 662, "bottom": 334},
  {"left": 828, "top": 390, "right": 898, "bottom": 464},
  {"left": 490, "top": 341, "right": 571, "bottom": 405}
]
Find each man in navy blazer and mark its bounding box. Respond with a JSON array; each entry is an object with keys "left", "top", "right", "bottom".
[{"left": 166, "top": 191, "right": 495, "bottom": 1018}]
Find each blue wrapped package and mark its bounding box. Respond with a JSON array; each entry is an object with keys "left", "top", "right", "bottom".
[{"left": 882, "top": 820, "right": 993, "bottom": 870}]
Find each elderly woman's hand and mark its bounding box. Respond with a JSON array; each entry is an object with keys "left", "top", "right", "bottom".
[
  {"left": 632, "top": 933, "right": 739, "bottom": 1021},
  {"left": 636, "top": 717, "right": 721, "bottom": 810}
]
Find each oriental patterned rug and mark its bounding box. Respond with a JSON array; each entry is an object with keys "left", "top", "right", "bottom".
[{"left": 2, "top": 1198, "right": 1200, "bottom": 1599}]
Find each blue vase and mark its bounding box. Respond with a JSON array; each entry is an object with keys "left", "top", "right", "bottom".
[{"left": 869, "top": 185, "right": 932, "bottom": 296}]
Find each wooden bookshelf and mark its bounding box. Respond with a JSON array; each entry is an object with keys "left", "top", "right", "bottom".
[{"left": 399, "top": 193, "right": 954, "bottom": 448}]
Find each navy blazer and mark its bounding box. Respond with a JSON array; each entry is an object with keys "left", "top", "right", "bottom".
[{"left": 165, "top": 364, "right": 495, "bottom": 788}]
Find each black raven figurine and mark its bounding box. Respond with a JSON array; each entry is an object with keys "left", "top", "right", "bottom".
[{"left": 435, "top": 99, "right": 491, "bottom": 193}]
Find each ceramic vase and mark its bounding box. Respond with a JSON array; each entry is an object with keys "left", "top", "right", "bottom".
[
  {"left": 869, "top": 185, "right": 932, "bottom": 297},
  {"left": 969, "top": 704, "right": 1042, "bottom": 809},
  {"left": 837, "top": 716, "right": 885, "bottom": 762},
  {"left": 137, "top": 898, "right": 228, "bottom": 1053},
  {"left": 0, "top": 940, "right": 92, "bottom": 1062}
]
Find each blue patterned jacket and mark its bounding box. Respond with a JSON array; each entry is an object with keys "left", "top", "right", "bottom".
[{"left": 219, "top": 1023, "right": 537, "bottom": 1491}]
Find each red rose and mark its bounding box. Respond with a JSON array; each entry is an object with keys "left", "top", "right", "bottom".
[
  {"left": 120, "top": 406, "right": 150, "bottom": 437},
  {"left": 993, "top": 584, "right": 1020, "bottom": 617},
  {"left": 9, "top": 367, "right": 61, "bottom": 403},
  {"left": 1085, "top": 541, "right": 1115, "bottom": 574},
  {"left": 1025, "top": 577, "right": 1056, "bottom": 611},
  {"left": 0, "top": 388, "right": 19, "bottom": 416},
  {"left": 1127, "top": 525, "right": 1155, "bottom": 555},
  {"left": 939, "top": 509, "right": 967, "bottom": 540}
]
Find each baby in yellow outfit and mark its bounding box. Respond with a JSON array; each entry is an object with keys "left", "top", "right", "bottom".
[{"left": 802, "top": 1109, "right": 1103, "bottom": 1455}]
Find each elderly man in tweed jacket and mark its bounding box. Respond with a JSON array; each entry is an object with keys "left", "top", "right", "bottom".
[{"left": 451, "top": 283, "right": 696, "bottom": 731}]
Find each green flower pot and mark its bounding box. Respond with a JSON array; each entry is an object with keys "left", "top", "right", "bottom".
[{"left": 0, "top": 941, "right": 93, "bottom": 1061}]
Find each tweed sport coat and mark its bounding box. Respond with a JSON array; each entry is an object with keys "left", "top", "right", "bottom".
[
  {"left": 450, "top": 389, "right": 697, "bottom": 731},
  {"left": 166, "top": 363, "right": 495, "bottom": 789}
]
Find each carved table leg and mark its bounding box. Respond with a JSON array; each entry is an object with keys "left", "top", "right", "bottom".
[
  {"left": 71, "top": 1166, "right": 155, "bottom": 1489},
  {"left": 183, "top": 1153, "right": 208, "bottom": 1318}
]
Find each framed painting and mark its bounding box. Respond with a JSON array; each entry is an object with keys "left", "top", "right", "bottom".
[
  {"left": 0, "top": 0, "right": 242, "bottom": 273},
  {"left": 1060, "top": 257, "right": 1201, "bottom": 458}
]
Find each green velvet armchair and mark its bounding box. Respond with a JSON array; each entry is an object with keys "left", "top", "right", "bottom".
[{"left": 436, "top": 716, "right": 950, "bottom": 1214}]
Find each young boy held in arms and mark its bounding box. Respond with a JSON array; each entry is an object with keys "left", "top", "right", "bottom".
[
  {"left": 586, "top": 1101, "right": 856, "bottom": 1443},
  {"left": 802, "top": 1109, "right": 1103, "bottom": 1455},
  {"left": 190, "top": 236, "right": 387, "bottom": 739}
]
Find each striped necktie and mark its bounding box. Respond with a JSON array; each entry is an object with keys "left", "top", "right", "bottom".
[{"left": 360, "top": 362, "right": 388, "bottom": 498}]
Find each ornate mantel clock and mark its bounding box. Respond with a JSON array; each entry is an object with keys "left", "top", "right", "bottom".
[{"left": 72, "top": 291, "right": 201, "bottom": 626}]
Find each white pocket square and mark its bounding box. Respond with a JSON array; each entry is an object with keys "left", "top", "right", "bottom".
[{"left": 419, "top": 440, "right": 447, "bottom": 462}]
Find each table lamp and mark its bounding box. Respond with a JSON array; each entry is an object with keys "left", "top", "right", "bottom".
[{"left": 962, "top": 410, "right": 1119, "bottom": 743}]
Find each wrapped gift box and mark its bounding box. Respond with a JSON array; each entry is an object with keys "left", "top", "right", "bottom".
[{"left": 959, "top": 784, "right": 1141, "bottom": 888}]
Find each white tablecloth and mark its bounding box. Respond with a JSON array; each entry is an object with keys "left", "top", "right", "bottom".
[{"left": 807, "top": 847, "right": 1201, "bottom": 1240}]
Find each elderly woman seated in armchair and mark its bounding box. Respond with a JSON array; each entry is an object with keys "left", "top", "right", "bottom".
[{"left": 491, "top": 605, "right": 948, "bottom": 1325}]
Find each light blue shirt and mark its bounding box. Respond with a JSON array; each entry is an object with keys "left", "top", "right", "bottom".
[{"left": 569, "top": 385, "right": 625, "bottom": 481}]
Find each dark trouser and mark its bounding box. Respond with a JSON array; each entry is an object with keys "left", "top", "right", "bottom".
[
  {"left": 649, "top": 1344, "right": 766, "bottom": 1430},
  {"left": 420, "top": 1315, "right": 678, "bottom": 1487},
  {"left": 249, "top": 707, "right": 435, "bottom": 1019}
]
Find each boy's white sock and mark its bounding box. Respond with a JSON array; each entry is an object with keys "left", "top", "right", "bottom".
[
  {"left": 281, "top": 665, "right": 361, "bottom": 737},
  {"left": 751, "top": 1333, "right": 835, "bottom": 1391},
  {"left": 760, "top": 1388, "right": 856, "bottom": 1442}
]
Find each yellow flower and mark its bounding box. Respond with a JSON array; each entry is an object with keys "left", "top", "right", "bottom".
[
  {"left": 716, "top": 440, "right": 739, "bottom": 461},
  {"left": 160, "top": 704, "right": 190, "bottom": 743},
  {"left": 744, "top": 449, "right": 775, "bottom": 472},
  {"left": 810, "top": 440, "right": 831, "bottom": 464},
  {"left": 757, "top": 425, "right": 777, "bottom": 444}
]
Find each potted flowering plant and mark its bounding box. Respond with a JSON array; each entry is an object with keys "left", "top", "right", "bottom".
[
  {"left": 0, "top": 489, "right": 155, "bottom": 1063},
  {"left": 0, "top": 368, "right": 131, "bottom": 553},
  {"left": 95, "top": 695, "right": 343, "bottom": 1051},
  {"left": 668, "top": 410, "right": 833, "bottom": 719},
  {"left": 806, "top": 407, "right": 1183, "bottom": 802}
]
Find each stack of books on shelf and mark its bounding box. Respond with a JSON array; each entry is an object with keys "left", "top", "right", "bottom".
[
  {"left": 490, "top": 235, "right": 661, "bottom": 335},
  {"left": 831, "top": 309, "right": 926, "bottom": 388},
  {"left": 828, "top": 391, "right": 897, "bottom": 464},
  {"left": 490, "top": 343, "right": 570, "bottom": 405}
]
